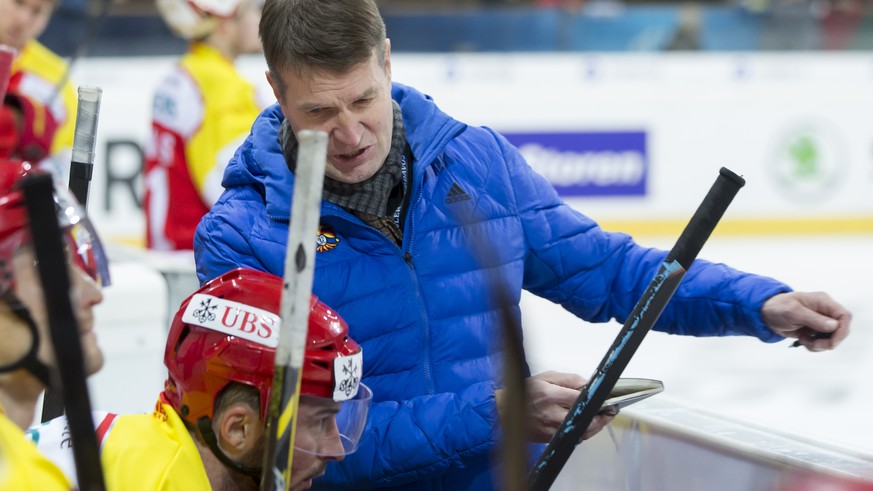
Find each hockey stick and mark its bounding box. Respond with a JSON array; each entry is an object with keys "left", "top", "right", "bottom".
[
  {"left": 528, "top": 167, "right": 745, "bottom": 491},
  {"left": 68, "top": 86, "right": 102, "bottom": 207},
  {"left": 451, "top": 215, "right": 529, "bottom": 490},
  {"left": 261, "top": 130, "right": 328, "bottom": 491},
  {"left": 490, "top": 274, "right": 528, "bottom": 491},
  {"left": 42, "top": 85, "right": 103, "bottom": 423},
  {"left": 22, "top": 173, "right": 106, "bottom": 491}
]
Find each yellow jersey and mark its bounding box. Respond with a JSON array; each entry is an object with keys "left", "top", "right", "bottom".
[
  {"left": 0, "top": 404, "right": 71, "bottom": 491},
  {"left": 29, "top": 396, "right": 212, "bottom": 490}
]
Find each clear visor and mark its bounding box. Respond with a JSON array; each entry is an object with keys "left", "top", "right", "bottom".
[
  {"left": 293, "top": 383, "right": 372, "bottom": 458},
  {"left": 54, "top": 185, "right": 111, "bottom": 288}
]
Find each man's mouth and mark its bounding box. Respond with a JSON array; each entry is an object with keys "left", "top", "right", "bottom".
[
  {"left": 294, "top": 464, "right": 327, "bottom": 490},
  {"left": 337, "top": 148, "right": 366, "bottom": 159}
]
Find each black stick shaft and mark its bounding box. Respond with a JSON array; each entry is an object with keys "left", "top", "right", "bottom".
[
  {"left": 528, "top": 167, "right": 745, "bottom": 491},
  {"left": 494, "top": 283, "right": 528, "bottom": 491},
  {"left": 39, "top": 383, "right": 65, "bottom": 423},
  {"left": 22, "top": 174, "right": 106, "bottom": 491},
  {"left": 43, "top": 86, "right": 103, "bottom": 424}
]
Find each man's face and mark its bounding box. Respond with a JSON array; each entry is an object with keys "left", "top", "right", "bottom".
[
  {"left": 11, "top": 245, "right": 104, "bottom": 376},
  {"left": 288, "top": 396, "right": 345, "bottom": 491},
  {"left": 269, "top": 40, "right": 394, "bottom": 185},
  {"left": 0, "top": 0, "right": 54, "bottom": 51}
]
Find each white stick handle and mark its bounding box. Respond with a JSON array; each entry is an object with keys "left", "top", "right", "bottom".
[
  {"left": 71, "top": 86, "right": 102, "bottom": 165},
  {"left": 277, "top": 129, "right": 328, "bottom": 367}
]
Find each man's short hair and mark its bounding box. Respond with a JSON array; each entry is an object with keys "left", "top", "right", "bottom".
[
  {"left": 259, "top": 0, "right": 386, "bottom": 85},
  {"left": 214, "top": 382, "right": 261, "bottom": 419}
]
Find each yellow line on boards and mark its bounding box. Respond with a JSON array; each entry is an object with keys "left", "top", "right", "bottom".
[
  {"left": 597, "top": 217, "right": 873, "bottom": 238},
  {"left": 107, "top": 217, "right": 873, "bottom": 248}
]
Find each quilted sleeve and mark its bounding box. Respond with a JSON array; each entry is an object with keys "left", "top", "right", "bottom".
[{"left": 489, "top": 129, "right": 790, "bottom": 342}]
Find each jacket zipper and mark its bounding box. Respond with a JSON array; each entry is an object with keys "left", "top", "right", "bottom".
[{"left": 402, "top": 184, "right": 435, "bottom": 395}]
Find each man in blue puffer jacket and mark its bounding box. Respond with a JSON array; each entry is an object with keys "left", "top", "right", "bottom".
[{"left": 194, "top": 0, "right": 853, "bottom": 489}]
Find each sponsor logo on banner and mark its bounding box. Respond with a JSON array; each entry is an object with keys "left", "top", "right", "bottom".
[
  {"left": 182, "top": 294, "right": 280, "bottom": 347},
  {"left": 768, "top": 122, "right": 846, "bottom": 203},
  {"left": 333, "top": 351, "right": 363, "bottom": 402},
  {"left": 502, "top": 131, "right": 648, "bottom": 197}
]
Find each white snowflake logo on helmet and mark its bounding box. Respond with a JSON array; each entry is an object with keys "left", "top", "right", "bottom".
[
  {"left": 191, "top": 297, "right": 217, "bottom": 323},
  {"left": 333, "top": 352, "right": 363, "bottom": 402}
]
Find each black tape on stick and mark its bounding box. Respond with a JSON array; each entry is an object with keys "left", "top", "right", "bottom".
[{"left": 528, "top": 167, "right": 745, "bottom": 491}]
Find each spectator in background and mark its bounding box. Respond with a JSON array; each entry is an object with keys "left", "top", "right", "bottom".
[
  {"left": 758, "top": 0, "right": 823, "bottom": 50},
  {"left": 664, "top": 3, "right": 703, "bottom": 51},
  {"left": 145, "top": 0, "right": 267, "bottom": 251},
  {"left": 0, "top": 0, "right": 78, "bottom": 180},
  {"left": 821, "top": 0, "right": 866, "bottom": 50},
  {"left": 536, "top": 0, "right": 586, "bottom": 12}
]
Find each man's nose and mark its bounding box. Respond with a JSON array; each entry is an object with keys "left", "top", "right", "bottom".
[
  {"left": 71, "top": 265, "right": 104, "bottom": 309},
  {"left": 331, "top": 111, "right": 361, "bottom": 147},
  {"left": 320, "top": 426, "right": 345, "bottom": 462}
]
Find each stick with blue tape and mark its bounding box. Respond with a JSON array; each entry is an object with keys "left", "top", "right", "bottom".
[{"left": 528, "top": 167, "right": 746, "bottom": 491}]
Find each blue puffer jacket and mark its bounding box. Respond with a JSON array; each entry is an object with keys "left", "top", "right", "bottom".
[{"left": 194, "top": 83, "right": 790, "bottom": 490}]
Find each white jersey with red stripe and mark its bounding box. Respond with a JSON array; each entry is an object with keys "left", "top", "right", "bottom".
[
  {"left": 144, "top": 42, "right": 266, "bottom": 250},
  {"left": 25, "top": 398, "right": 211, "bottom": 490},
  {"left": 25, "top": 411, "right": 118, "bottom": 487}
]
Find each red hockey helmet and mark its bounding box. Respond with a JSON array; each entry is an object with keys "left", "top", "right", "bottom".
[
  {"left": 163, "top": 268, "right": 371, "bottom": 455},
  {"left": 0, "top": 160, "right": 110, "bottom": 297}
]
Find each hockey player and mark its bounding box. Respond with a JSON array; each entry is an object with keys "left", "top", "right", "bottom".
[
  {"left": 32, "top": 268, "right": 372, "bottom": 491},
  {"left": 0, "top": 0, "right": 78, "bottom": 175},
  {"left": 145, "top": 0, "right": 267, "bottom": 250},
  {"left": 0, "top": 160, "right": 109, "bottom": 489}
]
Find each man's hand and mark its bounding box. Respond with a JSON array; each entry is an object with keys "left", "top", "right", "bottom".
[
  {"left": 495, "top": 370, "right": 616, "bottom": 444},
  {"left": 762, "top": 291, "right": 851, "bottom": 351}
]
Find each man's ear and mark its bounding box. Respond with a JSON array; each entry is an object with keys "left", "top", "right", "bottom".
[
  {"left": 215, "top": 402, "right": 261, "bottom": 458},
  {"left": 384, "top": 38, "right": 392, "bottom": 80},
  {"left": 266, "top": 70, "right": 283, "bottom": 105}
]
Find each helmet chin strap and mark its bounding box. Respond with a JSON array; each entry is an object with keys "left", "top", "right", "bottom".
[
  {"left": 0, "top": 295, "right": 53, "bottom": 387},
  {"left": 196, "top": 416, "right": 263, "bottom": 484}
]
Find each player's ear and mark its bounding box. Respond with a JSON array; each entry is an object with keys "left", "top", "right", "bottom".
[{"left": 217, "top": 401, "right": 261, "bottom": 456}]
